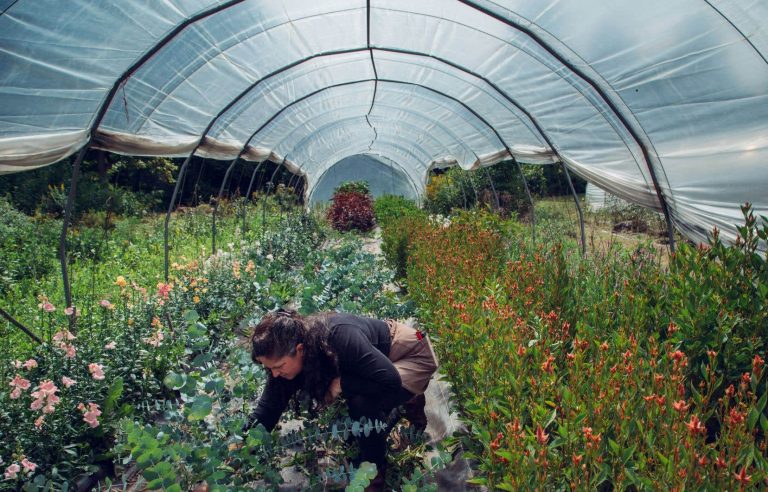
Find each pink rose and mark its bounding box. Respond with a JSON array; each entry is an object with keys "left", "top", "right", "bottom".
[
  {"left": 61, "top": 376, "right": 76, "bottom": 388},
  {"left": 80, "top": 402, "right": 102, "bottom": 428},
  {"left": 88, "top": 363, "right": 105, "bottom": 380},
  {"left": 104, "top": 341, "right": 117, "bottom": 350},
  {"left": 9, "top": 374, "right": 31, "bottom": 390},
  {"left": 20, "top": 459, "right": 36, "bottom": 473},
  {"left": 22, "top": 359, "right": 38, "bottom": 370},
  {"left": 4, "top": 463, "right": 20, "bottom": 480},
  {"left": 63, "top": 344, "right": 77, "bottom": 358},
  {"left": 52, "top": 330, "right": 75, "bottom": 343},
  {"left": 37, "top": 380, "right": 57, "bottom": 396},
  {"left": 34, "top": 415, "right": 45, "bottom": 429},
  {"left": 38, "top": 301, "right": 55, "bottom": 312},
  {"left": 99, "top": 299, "right": 113, "bottom": 309}
]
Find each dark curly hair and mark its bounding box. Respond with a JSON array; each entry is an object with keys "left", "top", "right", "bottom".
[{"left": 250, "top": 309, "right": 339, "bottom": 414}]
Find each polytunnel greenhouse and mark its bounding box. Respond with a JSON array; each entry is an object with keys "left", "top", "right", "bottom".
[{"left": 1, "top": 1, "right": 767, "bottom": 491}]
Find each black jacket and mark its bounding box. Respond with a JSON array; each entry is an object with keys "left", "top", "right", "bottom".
[{"left": 245, "top": 313, "right": 402, "bottom": 431}]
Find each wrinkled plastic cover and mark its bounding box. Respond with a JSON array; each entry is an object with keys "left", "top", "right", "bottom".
[{"left": 0, "top": 0, "right": 766, "bottom": 244}]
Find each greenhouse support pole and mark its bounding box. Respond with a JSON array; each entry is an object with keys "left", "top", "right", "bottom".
[
  {"left": 468, "top": 171, "right": 479, "bottom": 204},
  {"left": 513, "top": 157, "right": 536, "bottom": 244},
  {"left": 0, "top": 307, "right": 42, "bottom": 344},
  {"left": 262, "top": 160, "right": 283, "bottom": 240},
  {"left": 561, "top": 161, "right": 586, "bottom": 256},
  {"left": 242, "top": 162, "right": 263, "bottom": 234},
  {"left": 212, "top": 157, "right": 239, "bottom": 254},
  {"left": 286, "top": 172, "right": 303, "bottom": 209},
  {"left": 164, "top": 154, "right": 194, "bottom": 282},
  {"left": 459, "top": 0, "right": 676, "bottom": 252},
  {"left": 483, "top": 166, "right": 500, "bottom": 211},
  {"left": 59, "top": 145, "right": 87, "bottom": 315},
  {"left": 459, "top": 172, "right": 468, "bottom": 208}
]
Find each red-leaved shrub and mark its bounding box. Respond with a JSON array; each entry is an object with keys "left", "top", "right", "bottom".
[{"left": 327, "top": 191, "right": 376, "bottom": 232}]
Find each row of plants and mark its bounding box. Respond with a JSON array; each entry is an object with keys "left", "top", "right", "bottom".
[
  {"left": 1, "top": 198, "right": 442, "bottom": 490},
  {"left": 384, "top": 203, "right": 767, "bottom": 489},
  {"left": 0, "top": 198, "right": 282, "bottom": 358},
  {"left": 423, "top": 162, "right": 586, "bottom": 218}
]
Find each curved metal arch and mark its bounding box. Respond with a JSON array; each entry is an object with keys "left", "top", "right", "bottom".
[
  {"left": 701, "top": 0, "right": 767, "bottom": 66},
  {"left": 283, "top": 117, "right": 438, "bottom": 195},
  {"left": 211, "top": 47, "right": 545, "bottom": 154},
  {"left": 283, "top": 115, "right": 454, "bottom": 173},
  {"left": 296, "top": 124, "right": 435, "bottom": 175},
  {"left": 374, "top": 6, "right": 654, "bottom": 193},
  {"left": 307, "top": 144, "right": 425, "bottom": 203},
  {"left": 133, "top": 5, "right": 367, "bottom": 131},
  {"left": 95, "top": 0, "right": 248, "bottom": 141},
  {"left": 0, "top": 1, "right": 20, "bottom": 16},
  {"left": 265, "top": 101, "right": 474, "bottom": 165},
  {"left": 309, "top": 139, "right": 428, "bottom": 195},
  {"left": 108, "top": 44, "right": 539, "bottom": 179},
  {"left": 456, "top": 0, "right": 675, "bottom": 249},
  {"left": 273, "top": 115, "right": 427, "bottom": 201},
  {"left": 235, "top": 78, "right": 507, "bottom": 166},
  {"left": 221, "top": 67, "right": 514, "bottom": 154},
  {"left": 254, "top": 90, "right": 478, "bottom": 165}
]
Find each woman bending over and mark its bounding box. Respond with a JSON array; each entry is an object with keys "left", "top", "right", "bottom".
[{"left": 243, "top": 309, "right": 438, "bottom": 489}]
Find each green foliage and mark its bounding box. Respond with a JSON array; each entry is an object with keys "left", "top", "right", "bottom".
[
  {"left": 375, "top": 195, "right": 427, "bottom": 282},
  {"left": 424, "top": 162, "right": 587, "bottom": 219},
  {"left": 663, "top": 204, "right": 768, "bottom": 390},
  {"left": 0, "top": 197, "right": 60, "bottom": 294},
  {"left": 334, "top": 181, "right": 370, "bottom": 196},
  {"left": 404, "top": 203, "right": 768, "bottom": 490},
  {"left": 299, "top": 240, "right": 414, "bottom": 319},
  {"left": 373, "top": 194, "right": 424, "bottom": 230},
  {"left": 380, "top": 216, "right": 427, "bottom": 282},
  {"left": 1, "top": 197, "right": 429, "bottom": 489}
]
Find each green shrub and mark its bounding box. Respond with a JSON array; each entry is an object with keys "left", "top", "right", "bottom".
[
  {"left": 373, "top": 195, "right": 423, "bottom": 230},
  {"left": 404, "top": 203, "right": 768, "bottom": 490},
  {"left": 0, "top": 197, "right": 59, "bottom": 293},
  {"left": 380, "top": 216, "right": 426, "bottom": 282},
  {"left": 334, "top": 181, "right": 370, "bottom": 196}
]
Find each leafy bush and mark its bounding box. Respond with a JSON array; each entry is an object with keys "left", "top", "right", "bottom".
[
  {"left": 404, "top": 204, "right": 768, "bottom": 490},
  {"left": 373, "top": 195, "right": 423, "bottom": 230},
  {"left": 380, "top": 216, "right": 426, "bottom": 282},
  {"left": 375, "top": 196, "right": 427, "bottom": 282},
  {"left": 327, "top": 191, "right": 376, "bottom": 233},
  {"left": 424, "top": 171, "right": 466, "bottom": 215},
  {"left": 0, "top": 197, "right": 59, "bottom": 293},
  {"left": 299, "top": 241, "right": 414, "bottom": 319},
  {"left": 334, "top": 181, "right": 370, "bottom": 196},
  {"left": 45, "top": 179, "right": 163, "bottom": 219}
]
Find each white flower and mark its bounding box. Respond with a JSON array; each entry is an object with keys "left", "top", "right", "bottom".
[{"left": 266, "top": 254, "right": 274, "bottom": 261}]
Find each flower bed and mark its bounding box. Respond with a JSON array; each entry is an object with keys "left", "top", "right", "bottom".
[
  {"left": 1, "top": 206, "right": 434, "bottom": 490},
  {"left": 402, "top": 206, "right": 768, "bottom": 490}
]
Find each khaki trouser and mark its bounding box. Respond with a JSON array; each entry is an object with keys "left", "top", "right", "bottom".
[{"left": 386, "top": 320, "right": 438, "bottom": 395}]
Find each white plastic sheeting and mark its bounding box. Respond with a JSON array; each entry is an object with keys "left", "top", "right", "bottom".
[
  {"left": 0, "top": 0, "right": 766, "bottom": 244},
  {"left": 310, "top": 154, "right": 419, "bottom": 204},
  {"left": 585, "top": 182, "right": 630, "bottom": 212}
]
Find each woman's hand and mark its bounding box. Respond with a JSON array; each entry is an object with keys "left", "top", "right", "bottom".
[{"left": 325, "top": 377, "right": 342, "bottom": 404}]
